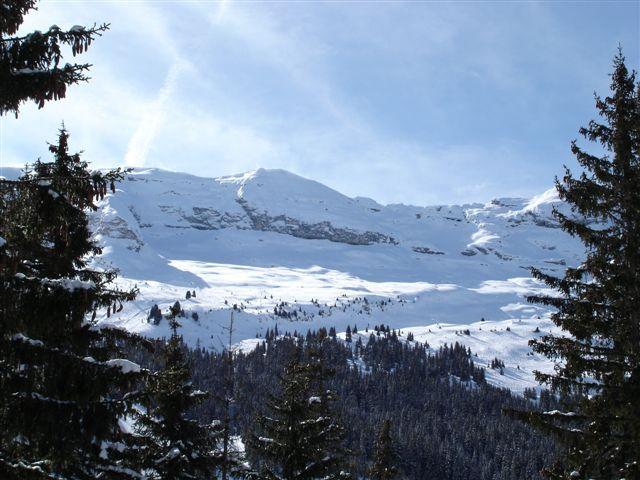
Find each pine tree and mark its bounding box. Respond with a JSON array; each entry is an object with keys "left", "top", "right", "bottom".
[
  {"left": 0, "top": 0, "right": 109, "bottom": 116},
  {"left": 148, "top": 304, "right": 163, "bottom": 324},
  {"left": 369, "top": 420, "right": 400, "bottom": 480},
  {"left": 132, "top": 316, "right": 222, "bottom": 479},
  {"left": 248, "top": 347, "right": 350, "bottom": 480},
  {"left": 511, "top": 51, "right": 640, "bottom": 479},
  {"left": 0, "top": 128, "right": 146, "bottom": 479},
  {"left": 171, "top": 301, "right": 182, "bottom": 317}
]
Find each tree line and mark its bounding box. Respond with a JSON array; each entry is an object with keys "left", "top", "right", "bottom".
[{"left": 131, "top": 329, "right": 561, "bottom": 479}]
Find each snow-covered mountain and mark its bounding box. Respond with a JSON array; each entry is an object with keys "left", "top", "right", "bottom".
[{"left": 2, "top": 166, "right": 585, "bottom": 393}]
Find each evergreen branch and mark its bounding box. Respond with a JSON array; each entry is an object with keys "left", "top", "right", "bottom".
[
  {"left": 0, "top": 455, "right": 56, "bottom": 480},
  {"left": 0, "top": 22, "right": 110, "bottom": 47}
]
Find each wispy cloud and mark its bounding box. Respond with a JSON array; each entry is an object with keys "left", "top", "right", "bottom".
[
  {"left": 3, "top": 1, "right": 637, "bottom": 205},
  {"left": 202, "top": 4, "right": 365, "bottom": 133}
]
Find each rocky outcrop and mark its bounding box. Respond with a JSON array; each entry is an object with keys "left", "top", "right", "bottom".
[
  {"left": 412, "top": 246, "right": 445, "bottom": 255},
  {"left": 157, "top": 205, "right": 246, "bottom": 230},
  {"left": 237, "top": 198, "right": 397, "bottom": 246},
  {"left": 183, "top": 207, "right": 246, "bottom": 230},
  {"left": 506, "top": 213, "right": 560, "bottom": 229},
  {"left": 93, "top": 216, "right": 144, "bottom": 251}
]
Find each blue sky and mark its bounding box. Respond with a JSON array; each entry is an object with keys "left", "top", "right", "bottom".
[{"left": 1, "top": 1, "right": 638, "bottom": 205}]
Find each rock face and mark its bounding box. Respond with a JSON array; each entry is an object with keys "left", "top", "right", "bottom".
[
  {"left": 96, "top": 215, "right": 139, "bottom": 241},
  {"left": 238, "top": 198, "right": 397, "bottom": 246},
  {"left": 412, "top": 246, "right": 445, "bottom": 255},
  {"left": 156, "top": 205, "right": 245, "bottom": 231}
]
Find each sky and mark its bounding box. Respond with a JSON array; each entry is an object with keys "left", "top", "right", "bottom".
[{"left": 1, "top": 1, "right": 638, "bottom": 206}]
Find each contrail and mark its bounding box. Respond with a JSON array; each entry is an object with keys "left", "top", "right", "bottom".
[
  {"left": 124, "top": 61, "right": 186, "bottom": 168},
  {"left": 214, "top": 0, "right": 230, "bottom": 23}
]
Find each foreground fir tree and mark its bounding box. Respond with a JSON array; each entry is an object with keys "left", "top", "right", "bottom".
[
  {"left": 512, "top": 51, "right": 640, "bottom": 479},
  {"left": 0, "top": 129, "right": 146, "bottom": 479},
  {"left": 132, "top": 316, "right": 223, "bottom": 480},
  {"left": 369, "top": 420, "right": 400, "bottom": 480},
  {"left": 0, "top": 0, "right": 108, "bottom": 116},
  {"left": 248, "top": 347, "right": 350, "bottom": 480},
  {"left": 0, "top": 3, "right": 153, "bottom": 478}
]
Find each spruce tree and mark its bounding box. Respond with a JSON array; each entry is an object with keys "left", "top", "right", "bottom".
[
  {"left": 0, "top": 0, "right": 108, "bottom": 116},
  {"left": 369, "top": 420, "right": 399, "bottom": 480},
  {"left": 513, "top": 51, "right": 640, "bottom": 479},
  {"left": 132, "top": 316, "right": 222, "bottom": 480},
  {"left": 248, "top": 347, "right": 350, "bottom": 480},
  {"left": 0, "top": 128, "right": 146, "bottom": 479},
  {"left": 0, "top": 4, "right": 151, "bottom": 478}
]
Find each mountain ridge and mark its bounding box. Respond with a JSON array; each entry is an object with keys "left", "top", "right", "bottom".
[{"left": 2, "top": 165, "right": 581, "bottom": 393}]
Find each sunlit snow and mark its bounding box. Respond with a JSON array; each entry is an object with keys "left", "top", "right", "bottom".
[{"left": 3, "top": 167, "right": 585, "bottom": 393}]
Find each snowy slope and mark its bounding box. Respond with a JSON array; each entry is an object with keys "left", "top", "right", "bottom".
[{"left": 1, "top": 166, "right": 586, "bottom": 392}]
